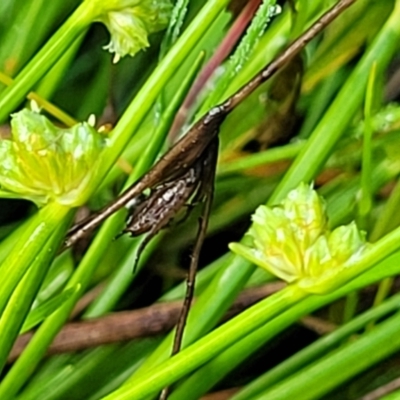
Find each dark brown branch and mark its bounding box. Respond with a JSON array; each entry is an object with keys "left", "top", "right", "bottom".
[{"left": 9, "top": 282, "right": 284, "bottom": 362}]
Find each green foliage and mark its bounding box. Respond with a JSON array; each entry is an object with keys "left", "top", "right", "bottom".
[{"left": 21, "top": 285, "right": 79, "bottom": 334}]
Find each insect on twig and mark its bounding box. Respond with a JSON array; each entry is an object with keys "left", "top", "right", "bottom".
[
  {"left": 63, "top": 0, "right": 356, "bottom": 396},
  {"left": 65, "top": 0, "right": 356, "bottom": 249}
]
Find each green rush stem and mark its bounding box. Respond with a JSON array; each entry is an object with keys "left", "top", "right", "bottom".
[
  {"left": 370, "top": 178, "right": 400, "bottom": 241},
  {"left": 103, "top": 286, "right": 305, "bottom": 400},
  {"left": 256, "top": 308, "right": 400, "bottom": 400},
  {"left": 342, "top": 291, "right": 358, "bottom": 323},
  {"left": 0, "top": 211, "right": 73, "bottom": 374},
  {"left": 358, "top": 61, "right": 377, "bottom": 227},
  {"left": 369, "top": 277, "right": 394, "bottom": 325},
  {"left": 0, "top": 233, "right": 104, "bottom": 398},
  {"left": 0, "top": 1, "right": 94, "bottom": 121},
  {"left": 0, "top": 202, "right": 70, "bottom": 317},
  {"left": 0, "top": 72, "right": 77, "bottom": 126},
  {"left": 217, "top": 141, "right": 304, "bottom": 175},
  {"left": 0, "top": 215, "right": 35, "bottom": 265}
]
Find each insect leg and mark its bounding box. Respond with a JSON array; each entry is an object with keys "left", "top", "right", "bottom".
[
  {"left": 159, "top": 139, "right": 219, "bottom": 400},
  {"left": 130, "top": 230, "right": 156, "bottom": 273}
]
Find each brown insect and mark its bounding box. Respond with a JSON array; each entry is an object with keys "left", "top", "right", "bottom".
[
  {"left": 122, "top": 138, "right": 218, "bottom": 272},
  {"left": 63, "top": 2, "right": 356, "bottom": 398}
]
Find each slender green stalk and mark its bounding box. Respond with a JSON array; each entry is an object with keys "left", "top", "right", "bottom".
[
  {"left": 302, "top": 1, "right": 392, "bottom": 92},
  {"left": 342, "top": 291, "right": 358, "bottom": 323},
  {"left": 369, "top": 147, "right": 400, "bottom": 320},
  {"left": 327, "top": 160, "right": 400, "bottom": 228},
  {"left": 0, "top": 0, "right": 76, "bottom": 76},
  {"left": 270, "top": 0, "right": 400, "bottom": 204},
  {"left": 0, "top": 215, "right": 35, "bottom": 265},
  {"left": 299, "top": 68, "right": 348, "bottom": 138},
  {"left": 35, "top": 32, "right": 85, "bottom": 102},
  {"left": 218, "top": 141, "right": 304, "bottom": 175},
  {"left": 29, "top": 346, "right": 119, "bottom": 400},
  {"left": 20, "top": 286, "right": 78, "bottom": 334},
  {"left": 0, "top": 244, "right": 100, "bottom": 398},
  {"left": 370, "top": 277, "right": 393, "bottom": 313},
  {"left": 0, "top": 72, "right": 77, "bottom": 126},
  {"left": 255, "top": 307, "right": 400, "bottom": 399},
  {"left": 0, "top": 202, "right": 70, "bottom": 317},
  {"left": 358, "top": 62, "right": 376, "bottom": 227},
  {"left": 104, "top": 286, "right": 305, "bottom": 400},
  {"left": 0, "top": 211, "right": 73, "bottom": 374},
  {"left": 371, "top": 178, "right": 400, "bottom": 241},
  {"left": 0, "top": 1, "right": 94, "bottom": 121}
]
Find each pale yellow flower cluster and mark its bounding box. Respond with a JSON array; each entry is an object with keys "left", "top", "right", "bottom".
[
  {"left": 0, "top": 109, "right": 106, "bottom": 206},
  {"left": 230, "top": 184, "right": 368, "bottom": 293}
]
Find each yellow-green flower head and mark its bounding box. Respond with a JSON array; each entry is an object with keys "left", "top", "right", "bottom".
[
  {"left": 0, "top": 109, "right": 106, "bottom": 206},
  {"left": 230, "top": 183, "right": 368, "bottom": 293},
  {"left": 98, "top": 0, "right": 172, "bottom": 62}
]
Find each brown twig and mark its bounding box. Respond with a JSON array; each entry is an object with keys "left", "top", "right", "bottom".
[
  {"left": 300, "top": 315, "right": 337, "bottom": 335},
  {"left": 9, "top": 282, "right": 284, "bottom": 363},
  {"left": 361, "top": 376, "right": 400, "bottom": 400},
  {"left": 200, "top": 387, "right": 241, "bottom": 400}
]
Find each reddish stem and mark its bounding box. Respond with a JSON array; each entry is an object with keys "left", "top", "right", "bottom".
[{"left": 168, "top": 0, "right": 262, "bottom": 141}]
